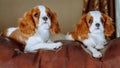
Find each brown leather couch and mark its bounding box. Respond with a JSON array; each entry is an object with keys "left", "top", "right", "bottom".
[{"left": 0, "top": 36, "right": 120, "bottom": 68}]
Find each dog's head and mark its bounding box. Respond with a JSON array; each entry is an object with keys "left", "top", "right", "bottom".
[
  {"left": 18, "top": 5, "right": 60, "bottom": 35},
  {"left": 75, "top": 11, "right": 114, "bottom": 40}
]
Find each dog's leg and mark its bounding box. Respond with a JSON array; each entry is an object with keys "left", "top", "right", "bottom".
[
  {"left": 87, "top": 46, "right": 102, "bottom": 58},
  {"left": 24, "top": 42, "right": 62, "bottom": 53},
  {"left": 83, "top": 39, "right": 96, "bottom": 47},
  {"left": 94, "top": 38, "right": 106, "bottom": 49},
  {"left": 95, "top": 44, "right": 104, "bottom": 50},
  {"left": 95, "top": 41, "right": 106, "bottom": 50}
]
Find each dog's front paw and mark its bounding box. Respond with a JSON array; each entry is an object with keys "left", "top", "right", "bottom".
[
  {"left": 92, "top": 51, "right": 102, "bottom": 58},
  {"left": 47, "top": 42, "right": 62, "bottom": 50},
  {"left": 53, "top": 42, "right": 62, "bottom": 49}
]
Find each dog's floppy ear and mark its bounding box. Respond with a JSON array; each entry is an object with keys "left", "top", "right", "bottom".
[
  {"left": 18, "top": 10, "right": 36, "bottom": 35},
  {"left": 102, "top": 14, "right": 114, "bottom": 37},
  {"left": 75, "top": 14, "right": 89, "bottom": 40},
  {"left": 48, "top": 8, "right": 60, "bottom": 35}
]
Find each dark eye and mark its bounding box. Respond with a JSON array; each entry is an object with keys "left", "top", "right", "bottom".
[
  {"left": 34, "top": 13, "right": 39, "bottom": 17},
  {"left": 101, "top": 17, "right": 105, "bottom": 23},
  {"left": 89, "top": 20, "right": 93, "bottom": 24},
  {"left": 47, "top": 13, "right": 51, "bottom": 17}
]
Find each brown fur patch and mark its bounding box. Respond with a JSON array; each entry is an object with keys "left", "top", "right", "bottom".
[
  {"left": 46, "top": 7, "right": 60, "bottom": 35},
  {"left": 69, "top": 14, "right": 92, "bottom": 41},
  {"left": 1, "top": 29, "right": 8, "bottom": 37},
  {"left": 101, "top": 14, "right": 114, "bottom": 37},
  {"left": 2, "top": 6, "right": 41, "bottom": 47},
  {"left": 86, "top": 14, "right": 93, "bottom": 27},
  {"left": 9, "top": 29, "right": 27, "bottom": 45},
  {"left": 18, "top": 7, "right": 40, "bottom": 35}
]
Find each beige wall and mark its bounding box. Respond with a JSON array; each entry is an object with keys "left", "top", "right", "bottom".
[{"left": 0, "top": 0, "right": 83, "bottom": 34}]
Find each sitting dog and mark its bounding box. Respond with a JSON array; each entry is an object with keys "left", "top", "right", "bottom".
[
  {"left": 66, "top": 11, "right": 114, "bottom": 58},
  {"left": 2, "top": 5, "right": 62, "bottom": 53}
]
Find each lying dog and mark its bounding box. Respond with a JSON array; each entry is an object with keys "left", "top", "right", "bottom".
[
  {"left": 2, "top": 5, "right": 62, "bottom": 53},
  {"left": 66, "top": 11, "right": 114, "bottom": 58}
]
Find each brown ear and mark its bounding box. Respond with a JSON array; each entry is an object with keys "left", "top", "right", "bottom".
[
  {"left": 18, "top": 11, "right": 36, "bottom": 35},
  {"left": 102, "top": 14, "right": 114, "bottom": 37},
  {"left": 49, "top": 10, "right": 60, "bottom": 35},
  {"left": 75, "top": 14, "right": 89, "bottom": 40}
]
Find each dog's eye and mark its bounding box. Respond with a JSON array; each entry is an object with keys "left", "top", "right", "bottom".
[
  {"left": 34, "top": 13, "right": 39, "bottom": 17},
  {"left": 101, "top": 17, "right": 105, "bottom": 23},
  {"left": 47, "top": 13, "right": 51, "bottom": 17},
  {"left": 89, "top": 20, "right": 93, "bottom": 24}
]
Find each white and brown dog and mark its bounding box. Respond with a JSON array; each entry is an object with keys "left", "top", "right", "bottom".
[
  {"left": 66, "top": 11, "right": 114, "bottom": 58},
  {"left": 2, "top": 5, "right": 62, "bottom": 53}
]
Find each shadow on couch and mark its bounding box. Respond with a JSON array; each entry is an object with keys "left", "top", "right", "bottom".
[{"left": 0, "top": 36, "right": 120, "bottom": 68}]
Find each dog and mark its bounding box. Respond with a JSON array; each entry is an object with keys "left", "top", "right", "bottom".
[
  {"left": 2, "top": 5, "right": 62, "bottom": 53},
  {"left": 66, "top": 11, "right": 114, "bottom": 58}
]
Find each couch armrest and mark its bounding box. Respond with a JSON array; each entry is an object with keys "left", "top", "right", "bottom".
[{"left": 0, "top": 36, "right": 120, "bottom": 68}]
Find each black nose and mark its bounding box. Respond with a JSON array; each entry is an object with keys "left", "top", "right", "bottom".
[
  {"left": 43, "top": 16, "right": 48, "bottom": 21},
  {"left": 96, "top": 23, "right": 100, "bottom": 27}
]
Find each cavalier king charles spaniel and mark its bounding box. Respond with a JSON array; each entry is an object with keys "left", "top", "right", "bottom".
[
  {"left": 2, "top": 5, "right": 62, "bottom": 53},
  {"left": 66, "top": 11, "right": 114, "bottom": 58}
]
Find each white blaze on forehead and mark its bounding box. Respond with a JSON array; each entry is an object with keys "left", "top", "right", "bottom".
[
  {"left": 38, "top": 5, "right": 47, "bottom": 17},
  {"left": 89, "top": 11, "right": 101, "bottom": 21}
]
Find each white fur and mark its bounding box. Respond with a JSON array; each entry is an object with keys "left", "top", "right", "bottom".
[
  {"left": 66, "top": 33, "right": 74, "bottom": 40},
  {"left": 7, "top": 27, "right": 17, "bottom": 36},
  {"left": 24, "top": 5, "right": 62, "bottom": 53}
]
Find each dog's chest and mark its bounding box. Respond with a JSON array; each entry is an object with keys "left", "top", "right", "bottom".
[
  {"left": 89, "top": 33, "right": 106, "bottom": 44},
  {"left": 40, "top": 30, "right": 50, "bottom": 42},
  {"left": 30, "top": 29, "right": 50, "bottom": 43}
]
